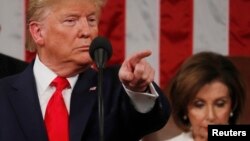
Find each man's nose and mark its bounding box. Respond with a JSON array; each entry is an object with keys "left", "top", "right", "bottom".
[{"left": 78, "top": 18, "right": 91, "bottom": 38}]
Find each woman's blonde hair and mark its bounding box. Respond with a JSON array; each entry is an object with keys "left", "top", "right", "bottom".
[{"left": 26, "top": 0, "right": 107, "bottom": 52}]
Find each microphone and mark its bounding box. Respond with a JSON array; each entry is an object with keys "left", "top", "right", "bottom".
[
  {"left": 89, "top": 36, "right": 113, "bottom": 69},
  {"left": 89, "top": 36, "right": 113, "bottom": 141}
]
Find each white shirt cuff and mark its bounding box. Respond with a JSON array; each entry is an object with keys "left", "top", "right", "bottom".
[{"left": 123, "top": 83, "right": 159, "bottom": 113}]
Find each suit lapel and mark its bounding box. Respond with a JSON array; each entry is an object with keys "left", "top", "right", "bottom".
[
  {"left": 8, "top": 64, "right": 48, "bottom": 141},
  {"left": 69, "top": 68, "right": 98, "bottom": 141},
  {"left": 7, "top": 64, "right": 99, "bottom": 141}
]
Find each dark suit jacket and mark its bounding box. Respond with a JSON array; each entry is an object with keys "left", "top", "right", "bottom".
[
  {"left": 0, "top": 63, "right": 171, "bottom": 141},
  {"left": 0, "top": 53, "right": 28, "bottom": 78}
]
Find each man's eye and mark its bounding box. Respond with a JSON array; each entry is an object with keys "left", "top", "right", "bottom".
[
  {"left": 64, "top": 19, "right": 77, "bottom": 26},
  {"left": 66, "top": 19, "right": 74, "bottom": 22},
  {"left": 88, "top": 17, "right": 98, "bottom": 26},
  {"left": 89, "top": 18, "right": 96, "bottom": 22}
]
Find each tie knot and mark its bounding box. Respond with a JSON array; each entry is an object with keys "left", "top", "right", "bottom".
[{"left": 51, "top": 76, "right": 70, "bottom": 90}]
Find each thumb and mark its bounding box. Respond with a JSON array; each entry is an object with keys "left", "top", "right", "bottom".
[{"left": 118, "top": 63, "right": 134, "bottom": 84}]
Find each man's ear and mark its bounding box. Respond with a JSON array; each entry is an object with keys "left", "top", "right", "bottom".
[{"left": 29, "top": 21, "right": 45, "bottom": 46}]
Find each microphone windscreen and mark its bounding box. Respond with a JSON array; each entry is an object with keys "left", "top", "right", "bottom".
[{"left": 89, "top": 36, "right": 113, "bottom": 61}]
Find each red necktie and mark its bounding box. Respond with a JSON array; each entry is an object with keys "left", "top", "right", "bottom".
[{"left": 45, "top": 76, "right": 70, "bottom": 141}]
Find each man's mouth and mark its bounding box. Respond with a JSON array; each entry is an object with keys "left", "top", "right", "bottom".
[{"left": 76, "top": 46, "right": 89, "bottom": 51}]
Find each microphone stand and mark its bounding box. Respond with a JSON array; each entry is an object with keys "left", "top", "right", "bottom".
[
  {"left": 95, "top": 49, "right": 107, "bottom": 141},
  {"left": 97, "top": 67, "right": 104, "bottom": 141},
  {"left": 90, "top": 36, "right": 113, "bottom": 141}
]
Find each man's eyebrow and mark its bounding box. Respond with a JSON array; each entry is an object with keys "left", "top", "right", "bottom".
[
  {"left": 86, "top": 11, "right": 97, "bottom": 17},
  {"left": 61, "top": 13, "right": 80, "bottom": 17},
  {"left": 60, "top": 11, "right": 97, "bottom": 18}
]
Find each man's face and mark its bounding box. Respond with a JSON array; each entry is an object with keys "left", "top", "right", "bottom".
[{"left": 35, "top": 0, "right": 99, "bottom": 70}]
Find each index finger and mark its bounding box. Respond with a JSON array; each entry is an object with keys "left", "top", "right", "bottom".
[{"left": 127, "top": 50, "right": 152, "bottom": 65}]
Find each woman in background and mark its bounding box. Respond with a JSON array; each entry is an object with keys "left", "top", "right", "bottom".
[{"left": 166, "top": 52, "right": 246, "bottom": 141}]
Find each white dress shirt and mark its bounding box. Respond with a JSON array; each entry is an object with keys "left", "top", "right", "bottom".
[
  {"left": 165, "top": 132, "right": 194, "bottom": 141},
  {"left": 33, "top": 56, "right": 159, "bottom": 118}
]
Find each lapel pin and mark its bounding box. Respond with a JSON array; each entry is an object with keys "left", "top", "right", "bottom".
[{"left": 89, "top": 86, "right": 97, "bottom": 91}]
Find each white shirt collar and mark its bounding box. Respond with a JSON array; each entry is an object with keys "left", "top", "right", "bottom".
[{"left": 33, "top": 55, "right": 78, "bottom": 95}]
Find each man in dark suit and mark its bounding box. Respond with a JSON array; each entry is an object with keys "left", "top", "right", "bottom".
[
  {"left": 0, "top": 0, "right": 171, "bottom": 141},
  {"left": 0, "top": 53, "right": 28, "bottom": 78}
]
